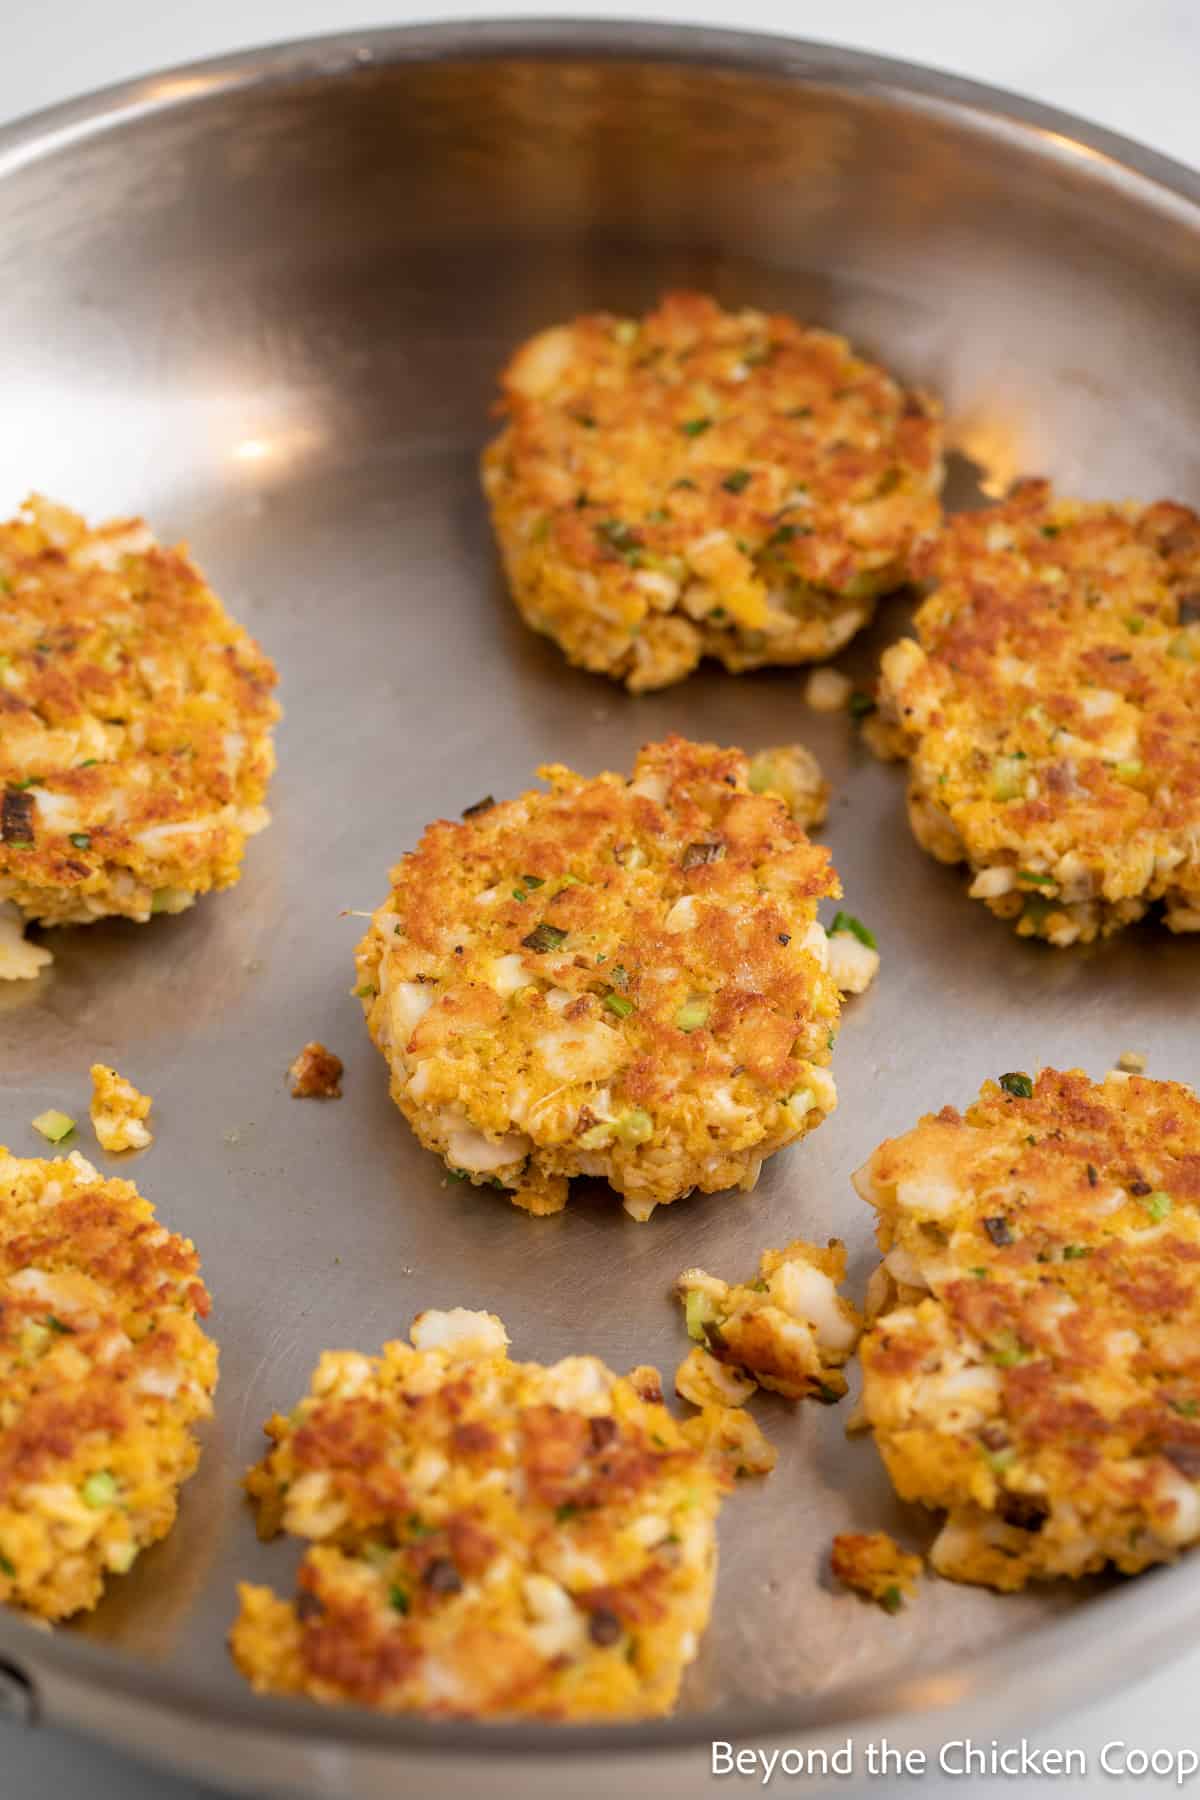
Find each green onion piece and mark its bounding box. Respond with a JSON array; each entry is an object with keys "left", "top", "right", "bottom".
[
  {"left": 512, "top": 888, "right": 526, "bottom": 903},
  {"left": 685, "top": 1289, "right": 717, "bottom": 1342},
  {"left": 722, "top": 468, "right": 752, "bottom": 494},
  {"left": 81, "top": 1471, "right": 118, "bottom": 1509},
  {"left": 990, "top": 755, "right": 1027, "bottom": 801},
  {"left": 612, "top": 320, "right": 638, "bottom": 345},
  {"left": 522, "top": 874, "right": 544, "bottom": 889},
  {"left": 107, "top": 1541, "right": 139, "bottom": 1573},
  {"left": 1062, "top": 1245, "right": 1091, "bottom": 1260},
  {"left": 615, "top": 1109, "right": 653, "bottom": 1146},
  {"left": 604, "top": 991, "right": 635, "bottom": 1018},
  {"left": 679, "top": 417, "right": 711, "bottom": 437},
  {"left": 521, "top": 922, "right": 568, "bottom": 953},
  {"left": 0, "top": 1551, "right": 14, "bottom": 1578},
  {"left": 1115, "top": 759, "right": 1144, "bottom": 781},
  {"left": 1170, "top": 1398, "right": 1199, "bottom": 1418},
  {"left": 1142, "top": 1190, "right": 1172, "bottom": 1222},
  {"left": 150, "top": 888, "right": 172, "bottom": 913},
  {"left": 555, "top": 1503, "right": 578, "bottom": 1523},
  {"left": 848, "top": 691, "right": 877, "bottom": 719},
  {"left": 1125, "top": 616, "right": 1145, "bottom": 635},
  {"left": 32, "top": 1109, "right": 75, "bottom": 1145},
  {"left": 981, "top": 1445, "right": 1016, "bottom": 1473},
  {"left": 44, "top": 1315, "right": 73, "bottom": 1334},
  {"left": 674, "top": 997, "right": 710, "bottom": 1033},
  {"left": 354, "top": 984, "right": 377, "bottom": 998},
  {"left": 829, "top": 911, "right": 877, "bottom": 949},
  {"left": 68, "top": 832, "right": 91, "bottom": 850},
  {"left": 989, "top": 1331, "right": 1027, "bottom": 1368},
  {"left": 880, "top": 1585, "right": 904, "bottom": 1615},
  {"left": 447, "top": 1167, "right": 469, "bottom": 1182},
  {"left": 389, "top": 1585, "right": 410, "bottom": 1614},
  {"left": 1017, "top": 869, "right": 1054, "bottom": 887},
  {"left": 998, "top": 1072, "right": 1034, "bottom": 1100}
]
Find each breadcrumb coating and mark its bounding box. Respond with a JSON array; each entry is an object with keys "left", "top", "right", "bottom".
[
  {"left": 856, "top": 1068, "right": 1200, "bottom": 1589},
  {"left": 872, "top": 480, "right": 1200, "bottom": 944},
  {"left": 0, "top": 495, "right": 279, "bottom": 937},
  {"left": 231, "top": 1309, "right": 727, "bottom": 1719},
  {"left": 355, "top": 736, "right": 846, "bottom": 1221},
  {"left": 483, "top": 292, "right": 943, "bottom": 690},
  {"left": 0, "top": 1148, "right": 216, "bottom": 1619}
]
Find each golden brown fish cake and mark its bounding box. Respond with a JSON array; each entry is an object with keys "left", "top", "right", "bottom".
[
  {"left": 0, "top": 495, "right": 279, "bottom": 944},
  {"left": 482, "top": 292, "right": 944, "bottom": 691},
  {"left": 231, "top": 1309, "right": 726, "bottom": 1720},
  {"left": 0, "top": 1147, "right": 216, "bottom": 1619},
  {"left": 854, "top": 1068, "right": 1200, "bottom": 1590},
  {"left": 355, "top": 735, "right": 848, "bottom": 1222},
  {"left": 872, "top": 480, "right": 1200, "bottom": 944},
  {"left": 676, "top": 1237, "right": 861, "bottom": 1403}
]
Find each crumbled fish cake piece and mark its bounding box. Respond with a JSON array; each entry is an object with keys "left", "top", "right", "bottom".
[
  {"left": 356, "top": 735, "right": 845, "bottom": 1221},
  {"left": 676, "top": 1237, "right": 861, "bottom": 1402},
  {"left": 0, "top": 495, "right": 279, "bottom": 944},
  {"left": 747, "top": 743, "right": 830, "bottom": 832},
  {"left": 0, "top": 902, "right": 51, "bottom": 981},
  {"left": 483, "top": 292, "right": 943, "bottom": 691},
  {"left": 0, "top": 1148, "right": 216, "bottom": 1618},
  {"left": 90, "top": 1063, "right": 153, "bottom": 1152},
  {"left": 288, "top": 1042, "right": 344, "bottom": 1099},
  {"left": 831, "top": 1531, "right": 921, "bottom": 1611},
  {"left": 855, "top": 1067, "right": 1200, "bottom": 1590},
  {"left": 873, "top": 480, "right": 1200, "bottom": 944},
  {"left": 231, "top": 1310, "right": 728, "bottom": 1719}
]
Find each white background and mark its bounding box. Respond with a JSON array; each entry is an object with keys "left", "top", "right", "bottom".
[{"left": 2, "top": 1, "right": 1199, "bottom": 1795}]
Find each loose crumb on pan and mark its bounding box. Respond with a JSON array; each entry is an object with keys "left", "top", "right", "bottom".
[
  {"left": 90, "top": 1064, "right": 154, "bottom": 1152},
  {"left": 0, "top": 901, "right": 52, "bottom": 981},
  {"left": 230, "top": 1308, "right": 730, "bottom": 1719},
  {"left": 288, "top": 1042, "right": 344, "bottom": 1100},
  {"left": 831, "top": 1531, "right": 922, "bottom": 1612},
  {"left": 805, "top": 668, "right": 852, "bottom": 713},
  {"left": 675, "top": 1237, "right": 861, "bottom": 1403},
  {"left": 1117, "top": 1049, "right": 1147, "bottom": 1074}
]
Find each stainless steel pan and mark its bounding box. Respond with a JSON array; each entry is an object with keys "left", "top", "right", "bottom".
[{"left": 0, "top": 21, "right": 1197, "bottom": 1796}]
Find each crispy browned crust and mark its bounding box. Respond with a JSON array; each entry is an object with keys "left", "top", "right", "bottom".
[
  {"left": 354, "top": 735, "right": 843, "bottom": 1219},
  {"left": 856, "top": 1068, "right": 1200, "bottom": 1589},
  {"left": 482, "top": 292, "right": 943, "bottom": 689},
  {"left": 0, "top": 496, "right": 279, "bottom": 925},
  {"left": 874, "top": 480, "right": 1200, "bottom": 943},
  {"left": 0, "top": 1148, "right": 216, "bottom": 1618},
  {"left": 231, "top": 1316, "right": 726, "bottom": 1718},
  {"left": 288, "top": 1043, "right": 344, "bottom": 1099}
]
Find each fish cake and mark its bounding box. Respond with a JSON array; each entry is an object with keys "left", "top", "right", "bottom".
[
  {"left": 231, "top": 1309, "right": 726, "bottom": 1720},
  {"left": 854, "top": 1068, "right": 1200, "bottom": 1590},
  {"left": 0, "top": 1147, "right": 216, "bottom": 1619},
  {"left": 0, "top": 495, "right": 279, "bottom": 948},
  {"left": 872, "top": 480, "right": 1200, "bottom": 944},
  {"left": 482, "top": 292, "right": 943, "bottom": 691},
  {"left": 355, "top": 735, "right": 847, "bottom": 1221}
]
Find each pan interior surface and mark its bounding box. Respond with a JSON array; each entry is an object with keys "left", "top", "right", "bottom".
[{"left": 0, "top": 22, "right": 1198, "bottom": 1778}]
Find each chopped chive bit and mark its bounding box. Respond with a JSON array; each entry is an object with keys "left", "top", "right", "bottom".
[
  {"left": 679, "top": 417, "right": 712, "bottom": 437},
  {"left": 848, "top": 690, "right": 877, "bottom": 720},
  {"left": 521, "top": 922, "right": 568, "bottom": 953},
  {"left": 32, "top": 1109, "right": 75, "bottom": 1145},
  {"left": 44, "top": 1315, "right": 73, "bottom": 1334},
  {"left": 674, "top": 997, "right": 710, "bottom": 1033},
  {"left": 1062, "top": 1244, "right": 1091, "bottom": 1260},
  {"left": 1142, "top": 1191, "right": 1173, "bottom": 1222},
  {"left": 81, "top": 1470, "right": 118, "bottom": 1509},
  {"left": 521, "top": 873, "right": 544, "bottom": 890},
  {"left": 604, "top": 991, "right": 635, "bottom": 1018},
  {"left": 721, "top": 468, "right": 752, "bottom": 494},
  {"left": 1017, "top": 869, "right": 1054, "bottom": 887},
  {"left": 685, "top": 1289, "right": 717, "bottom": 1342},
  {"left": 388, "top": 1585, "right": 410, "bottom": 1614},
  {"left": 829, "top": 911, "right": 877, "bottom": 949},
  {"left": 880, "top": 1585, "right": 904, "bottom": 1614},
  {"left": 69, "top": 832, "right": 91, "bottom": 850},
  {"left": 1170, "top": 1398, "right": 1200, "bottom": 1418},
  {"left": 998, "top": 1071, "right": 1034, "bottom": 1100},
  {"left": 0, "top": 1552, "right": 13, "bottom": 1578}
]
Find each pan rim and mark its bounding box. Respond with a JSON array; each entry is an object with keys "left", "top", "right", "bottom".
[{"left": 2, "top": 13, "right": 1199, "bottom": 1767}]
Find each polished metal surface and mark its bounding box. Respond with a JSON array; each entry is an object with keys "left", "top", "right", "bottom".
[{"left": 0, "top": 21, "right": 1197, "bottom": 1797}]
